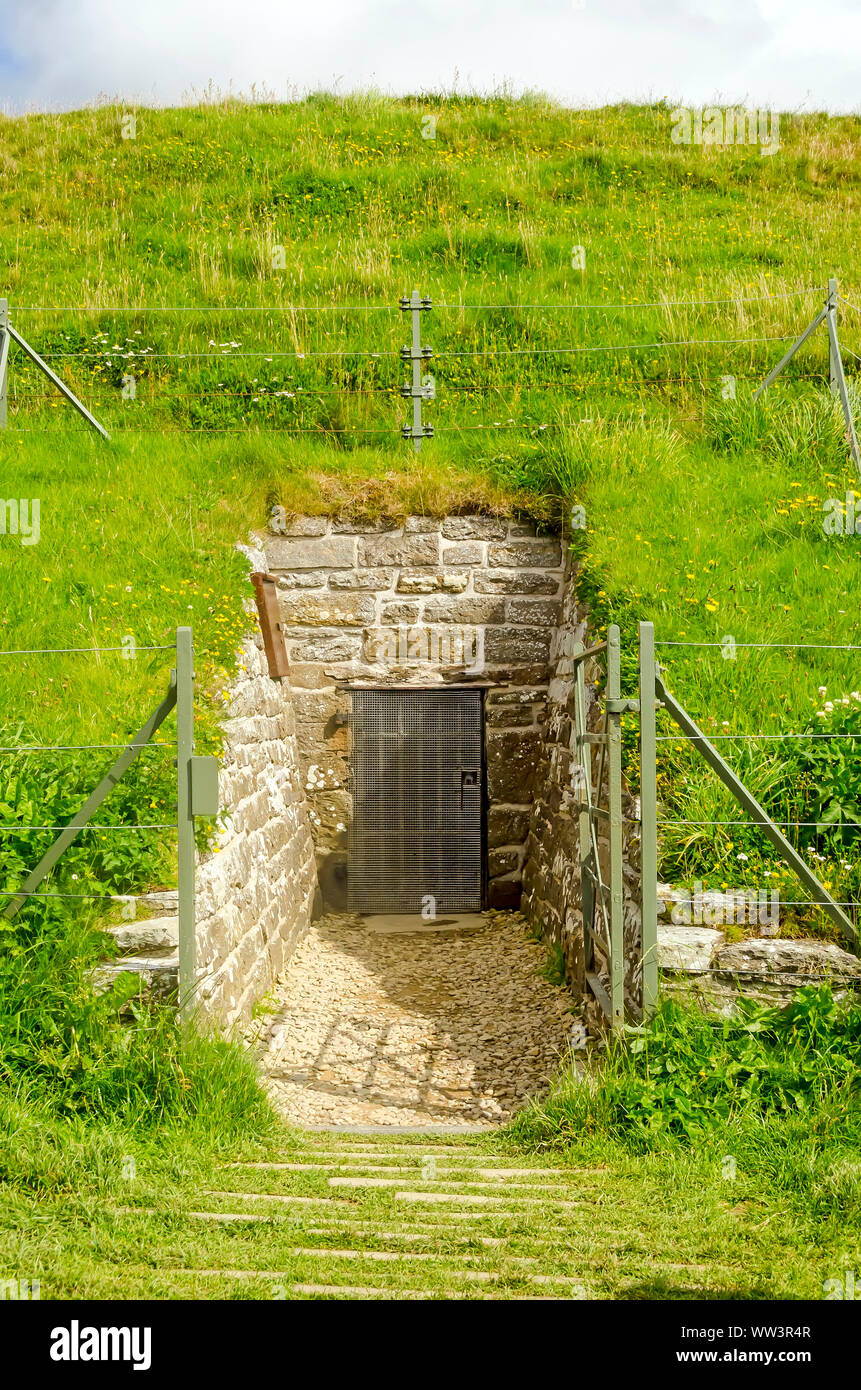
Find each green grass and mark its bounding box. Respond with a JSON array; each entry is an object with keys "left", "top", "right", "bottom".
[
  {"left": 2, "top": 1116, "right": 857, "bottom": 1300},
  {"left": 1, "top": 94, "right": 861, "bottom": 1298}
]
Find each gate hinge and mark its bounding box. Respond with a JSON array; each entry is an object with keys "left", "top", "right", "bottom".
[{"left": 606, "top": 697, "right": 640, "bottom": 713}]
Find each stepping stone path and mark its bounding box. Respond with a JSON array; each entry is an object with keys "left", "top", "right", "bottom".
[
  {"left": 97, "top": 914, "right": 736, "bottom": 1299},
  {"left": 115, "top": 1133, "right": 748, "bottom": 1300},
  {"left": 248, "top": 910, "right": 582, "bottom": 1127}
]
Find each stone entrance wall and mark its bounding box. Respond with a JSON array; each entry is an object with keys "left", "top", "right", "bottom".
[
  {"left": 257, "top": 512, "right": 565, "bottom": 907},
  {"left": 521, "top": 567, "right": 643, "bottom": 1026},
  {"left": 194, "top": 634, "right": 318, "bottom": 1031}
]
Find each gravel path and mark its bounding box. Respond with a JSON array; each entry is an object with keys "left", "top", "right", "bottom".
[{"left": 250, "top": 911, "right": 582, "bottom": 1128}]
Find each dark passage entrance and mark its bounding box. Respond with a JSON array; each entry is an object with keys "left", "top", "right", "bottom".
[{"left": 348, "top": 688, "right": 484, "bottom": 913}]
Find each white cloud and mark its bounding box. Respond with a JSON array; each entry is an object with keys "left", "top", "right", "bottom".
[{"left": 1, "top": 0, "right": 859, "bottom": 113}]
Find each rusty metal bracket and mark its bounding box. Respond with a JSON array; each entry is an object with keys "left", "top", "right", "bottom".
[{"left": 251, "top": 572, "right": 290, "bottom": 680}]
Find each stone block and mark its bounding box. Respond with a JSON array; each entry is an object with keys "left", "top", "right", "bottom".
[
  {"left": 507, "top": 599, "right": 563, "bottom": 627},
  {"left": 397, "top": 570, "right": 469, "bottom": 594},
  {"left": 289, "top": 633, "right": 363, "bottom": 662},
  {"left": 657, "top": 925, "right": 724, "bottom": 973},
  {"left": 714, "top": 938, "right": 861, "bottom": 980},
  {"left": 487, "top": 704, "right": 539, "bottom": 728},
  {"left": 483, "top": 662, "right": 551, "bottom": 685},
  {"left": 381, "top": 602, "right": 421, "bottom": 624},
  {"left": 405, "top": 516, "right": 441, "bottom": 533},
  {"left": 278, "top": 592, "right": 377, "bottom": 627},
  {"left": 488, "top": 540, "right": 563, "bottom": 569},
  {"left": 331, "top": 517, "right": 400, "bottom": 533},
  {"left": 291, "top": 689, "right": 347, "bottom": 727},
  {"left": 488, "top": 687, "right": 548, "bottom": 705},
  {"left": 363, "top": 626, "right": 478, "bottom": 668},
  {"left": 486, "top": 728, "right": 542, "bottom": 803},
  {"left": 287, "top": 663, "right": 334, "bottom": 690},
  {"left": 329, "top": 569, "right": 395, "bottom": 591},
  {"left": 488, "top": 806, "right": 532, "bottom": 848},
  {"left": 441, "top": 542, "right": 484, "bottom": 565},
  {"left": 488, "top": 847, "right": 521, "bottom": 876},
  {"left": 265, "top": 534, "right": 355, "bottom": 571},
  {"left": 273, "top": 572, "right": 328, "bottom": 590},
  {"left": 269, "top": 514, "right": 328, "bottom": 537},
  {"left": 487, "top": 879, "right": 523, "bottom": 909},
  {"left": 359, "top": 533, "right": 440, "bottom": 566},
  {"left": 484, "top": 627, "right": 552, "bottom": 664},
  {"left": 441, "top": 516, "right": 508, "bottom": 540},
  {"left": 422, "top": 597, "right": 505, "bottom": 624},
  {"left": 474, "top": 571, "right": 561, "bottom": 596}
]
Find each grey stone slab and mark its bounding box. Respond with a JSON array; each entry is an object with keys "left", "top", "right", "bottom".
[
  {"left": 278, "top": 592, "right": 377, "bottom": 627},
  {"left": 484, "top": 627, "right": 553, "bottom": 664},
  {"left": 441, "top": 517, "right": 508, "bottom": 540},
  {"left": 658, "top": 925, "right": 724, "bottom": 972},
  {"left": 269, "top": 513, "right": 329, "bottom": 537},
  {"left": 714, "top": 938, "right": 861, "bottom": 979},
  {"left": 265, "top": 535, "right": 356, "bottom": 571},
  {"left": 362, "top": 914, "right": 488, "bottom": 935},
  {"left": 397, "top": 570, "right": 469, "bottom": 594},
  {"left": 441, "top": 542, "right": 484, "bottom": 565},
  {"left": 475, "top": 572, "right": 562, "bottom": 596},
  {"left": 488, "top": 541, "right": 563, "bottom": 569},
  {"left": 507, "top": 599, "right": 563, "bottom": 626},
  {"left": 359, "top": 534, "right": 440, "bottom": 567},
  {"left": 331, "top": 518, "right": 400, "bottom": 534},
  {"left": 328, "top": 569, "right": 395, "bottom": 591}
]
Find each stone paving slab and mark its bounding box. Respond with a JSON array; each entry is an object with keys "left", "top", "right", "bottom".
[{"left": 249, "top": 910, "right": 581, "bottom": 1126}]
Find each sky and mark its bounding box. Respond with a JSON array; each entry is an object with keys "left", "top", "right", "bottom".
[{"left": 0, "top": 0, "right": 859, "bottom": 114}]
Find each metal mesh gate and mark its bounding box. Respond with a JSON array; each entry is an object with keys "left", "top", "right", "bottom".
[{"left": 348, "top": 688, "right": 483, "bottom": 913}]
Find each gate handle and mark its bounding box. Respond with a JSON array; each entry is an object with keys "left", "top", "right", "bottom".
[{"left": 460, "top": 768, "right": 479, "bottom": 808}]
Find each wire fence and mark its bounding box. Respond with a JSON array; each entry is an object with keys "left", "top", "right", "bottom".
[
  {"left": 2, "top": 282, "right": 852, "bottom": 443},
  {"left": 653, "top": 635, "right": 861, "bottom": 937},
  {"left": 0, "top": 640, "right": 180, "bottom": 913}
]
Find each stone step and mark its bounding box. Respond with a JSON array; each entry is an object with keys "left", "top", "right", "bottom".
[
  {"left": 395, "top": 1190, "right": 583, "bottom": 1210},
  {"left": 283, "top": 1246, "right": 492, "bottom": 1265},
  {"left": 105, "top": 916, "right": 178, "bottom": 956},
  {"left": 229, "top": 1161, "right": 571, "bottom": 1177},
  {"left": 113, "top": 1203, "right": 524, "bottom": 1231},
  {"left": 170, "top": 1264, "right": 584, "bottom": 1292},
  {"left": 92, "top": 953, "right": 178, "bottom": 1000},
  {"left": 204, "top": 1190, "right": 338, "bottom": 1207},
  {"left": 285, "top": 1145, "right": 503, "bottom": 1157},
  {"left": 299, "top": 1124, "right": 494, "bottom": 1135},
  {"left": 288, "top": 1285, "right": 557, "bottom": 1301},
  {"left": 326, "top": 1176, "right": 578, "bottom": 1192}
]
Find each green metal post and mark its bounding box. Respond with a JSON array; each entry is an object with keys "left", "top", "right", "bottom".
[
  {"left": 826, "top": 278, "right": 861, "bottom": 474},
  {"left": 2, "top": 676, "right": 177, "bottom": 920},
  {"left": 753, "top": 302, "right": 827, "bottom": 400},
  {"left": 638, "top": 622, "right": 659, "bottom": 1019},
  {"left": 606, "top": 624, "right": 625, "bottom": 1033},
  {"left": 6, "top": 320, "right": 110, "bottom": 440},
  {"left": 656, "top": 673, "right": 857, "bottom": 944},
  {"left": 0, "top": 299, "right": 8, "bottom": 429},
  {"left": 574, "top": 660, "right": 594, "bottom": 982},
  {"left": 176, "top": 627, "right": 196, "bottom": 1017},
  {"left": 828, "top": 278, "right": 840, "bottom": 394}
]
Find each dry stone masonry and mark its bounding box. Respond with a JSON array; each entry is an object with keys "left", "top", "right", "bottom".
[
  {"left": 193, "top": 637, "right": 318, "bottom": 1030},
  {"left": 522, "top": 569, "right": 643, "bottom": 1026},
  {"left": 259, "top": 513, "right": 566, "bottom": 909}
]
